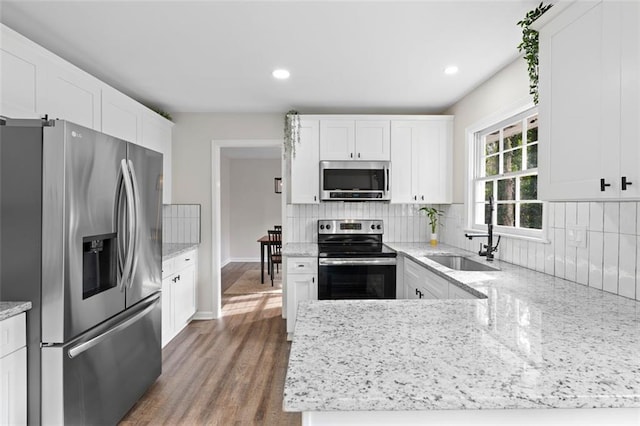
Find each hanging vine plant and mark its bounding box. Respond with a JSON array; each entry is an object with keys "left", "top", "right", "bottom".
[
  {"left": 517, "top": 2, "right": 553, "bottom": 104},
  {"left": 284, "top": 110, "right": 301, "bottom": 158}
]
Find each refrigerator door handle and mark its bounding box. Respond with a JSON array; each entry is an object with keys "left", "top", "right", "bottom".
[
  {"left": 120, "top": 159, "right": 136, "bottom": 291},
  {"left": 67, "top": 293, "right": 160, "bottom": 359},
  {"left": 127, "top": 159, "right": 141, "bottom": 288}
]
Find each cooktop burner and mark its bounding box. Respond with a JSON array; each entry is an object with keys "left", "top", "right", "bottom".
[{"left": 317, "top": 219, "right": 396, "bottom": 258}]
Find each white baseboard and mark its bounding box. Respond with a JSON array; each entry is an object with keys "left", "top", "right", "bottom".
[
  {"left": 228, "top": 257, "right": 260, "bottom": 263},
  {"left": 192, "top": 311, "right": 216, "bottom": 320},
  {"left": 221, "top": 258, "right": 232, "bottom": 268}
]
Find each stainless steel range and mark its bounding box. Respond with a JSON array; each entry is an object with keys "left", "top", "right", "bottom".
[{"left": 317, "top": 219, "right": 396, "bottom": 299}]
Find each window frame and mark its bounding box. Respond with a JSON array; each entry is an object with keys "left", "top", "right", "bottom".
[{"left": 465, "top": 102, "right": 548, "bottom": 242}]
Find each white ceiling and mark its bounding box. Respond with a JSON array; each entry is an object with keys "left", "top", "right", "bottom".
[{"left": 0, "top": 0, "right": 540, "bottom": 114}]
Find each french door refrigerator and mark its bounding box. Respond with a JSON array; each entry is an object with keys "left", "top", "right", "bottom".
[{"left": 0, "top": 117, "right": 163, "bottom": 425}]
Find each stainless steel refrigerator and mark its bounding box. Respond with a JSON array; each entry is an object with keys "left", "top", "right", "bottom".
[{"left": 0, "top": 117, "right": 162, "bottom": 425}]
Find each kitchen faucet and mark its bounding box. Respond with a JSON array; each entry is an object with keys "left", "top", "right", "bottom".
[{"left": 464, "top": 196, "right": 501, "bottom": 261}]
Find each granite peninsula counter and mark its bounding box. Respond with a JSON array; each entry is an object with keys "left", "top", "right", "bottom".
[{"left": 283, "top": 243, "right": 640, "bottom": 425}]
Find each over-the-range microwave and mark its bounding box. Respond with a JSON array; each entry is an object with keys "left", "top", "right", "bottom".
[{"left": 320, "top": 160, "right": 390, "bottom": 201}]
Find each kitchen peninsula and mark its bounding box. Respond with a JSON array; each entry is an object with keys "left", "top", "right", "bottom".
[{"left": 283, "top": 244, "right": 640, "bottom": 425}]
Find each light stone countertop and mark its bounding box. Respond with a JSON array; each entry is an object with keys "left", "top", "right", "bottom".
[
  {"left": 282, "top": 242, "right": 318, "bottom": 257},
  {"left": 163, "top": 243, "right": 199, "bottom": 259},
  {"left": 283, "top": 242, "right": 640, "bottom": 412},
  {"left": 0, "top": 301, "right": 32, "bottom": 321}
]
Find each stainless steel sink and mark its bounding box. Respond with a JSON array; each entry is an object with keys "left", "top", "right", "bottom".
[{"left": 425, "top": 255, "right": 500, "bottom": 272}]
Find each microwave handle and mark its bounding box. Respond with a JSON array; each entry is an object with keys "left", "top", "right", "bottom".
[{"left": 386, "top": 168, "right": 389, "bottom": 191}]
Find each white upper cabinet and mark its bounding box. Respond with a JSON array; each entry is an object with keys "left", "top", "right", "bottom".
[
  {"left": 1, "top": 26, "right": 42, "bottom": 119},
  {"left": 290, "top": 119, "right": 320, "bottom": 204},
  {"left": 142, "top": 109, "right": 173, "bottom": 203},
  {"left": 320, "top": 119, "right": 390, "bottom": 161},
  {"left": 538, "top": 1, "right": 639, "bottom": 200},
  {"left": 101, "top": 86, "right": 142, "bottom": 144},
  {"left": 39, "top": 59, "right": 102, "bottom": 130},
  {"left": 391, "top": 118, "right": 453, "bottom": 204}
]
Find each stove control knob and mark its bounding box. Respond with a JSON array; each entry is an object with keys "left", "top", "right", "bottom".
[
  {"left": 320, "top": 225, "right": 325, "bottom": 230},
  {"left": 326, "top": 224, "right": 331, "bottom": 230},
  {"left": 377, "top": 225, "right": 382, "bottom": 230},
  {"left": 370, "top": 224, "right": 375, "bottom": 230}
]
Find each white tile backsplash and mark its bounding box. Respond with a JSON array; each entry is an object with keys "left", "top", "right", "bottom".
[
  {"left": 287, "top": 201, "right": 640, "bottom": 301},
  {"left": 163, "top": 204, "right": 201, "bottom": 244}
]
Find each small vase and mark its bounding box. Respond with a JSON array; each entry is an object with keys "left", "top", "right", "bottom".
[{"left": 430, "top": 233, "right": 438, "bottom": 246}]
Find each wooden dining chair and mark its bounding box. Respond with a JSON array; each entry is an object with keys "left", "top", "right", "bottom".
[{"left": 267, "top": 229, "right": 282, "bottom": 286}]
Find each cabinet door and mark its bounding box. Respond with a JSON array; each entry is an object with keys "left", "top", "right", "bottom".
[
  {"left": 390, "top": 121, "right": 415, "bottom": 203},
  {"left": 0, "top": 347, "right": 27, "bottom": 426},
  {"left": 142, "top": 110, "right": 173, "bottom": 203},
  {"left": 173, "top": 264, "right": 196, "bottom": 329},
  {"left": 320, "top": 119, "right": 355, "bottom": 160},
  {"left": 39, "top": 60, "right": 102, "bottom": 130},
  {"left": 619, "top": 1, "right": 640, "bottom": 199},
  {"left": 286, "top": 272, "right": 317, "bottom": 334},
  {"left": 102, "top": 86, "right": 142, "bottom": 143},
  {"left": 448, "top": 283, "right": 477, "bottom": 299},
  {"left": 355, "top": 120, "right": 390, "bottom": 160},
  {"left": 0, "top": 26, "right": 41, "bottom": 119},
  {"left": 538, "top": 1, "right": 620, "bottom": 200},
  {"left": 291, "top": 119, "right": 320, "bottom": 203},
  {"left": 414, "top": 119, "right": 453, "bottom": 204}
]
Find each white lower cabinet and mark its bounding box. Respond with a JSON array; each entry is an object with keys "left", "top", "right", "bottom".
[
  {"left": 285, "top": 257, "right": 318, "bottom": 338},
  {"left": 161, "top": 248, "right": 198, "bottom": 347},
  {"left": 0, "top": 313, "right": 27, "bottom": 425},
  {"left": 403, "top": 257, "right": 477, "bottom": 300}
]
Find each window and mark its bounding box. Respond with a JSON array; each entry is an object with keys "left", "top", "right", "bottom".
[{"left": 471, "top": 108, "right": 544, "bottom": 238}]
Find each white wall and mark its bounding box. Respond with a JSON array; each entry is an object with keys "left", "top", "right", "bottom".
[
  {"left": 228, "top": 158, "right": 282, "bottom": 260},
  {"left": 445, "top": 58, "right": 531, "bottom": 203},
  {"left": 171, "top": 113, "right": 283, "bottom": 317}
]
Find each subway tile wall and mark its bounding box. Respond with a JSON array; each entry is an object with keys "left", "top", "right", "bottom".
[
  {"left": 439, "top": 202, "right": 640, "bottom": 301},
  {"left": 162, "top": 204, "right": 201, "bottom": 244},
  {"left": 286, "top": 203, "right": 431, "bottom": 243}
]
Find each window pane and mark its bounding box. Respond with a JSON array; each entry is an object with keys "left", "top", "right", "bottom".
[
  {"left": 497, "top": 178, "right": 515, "bottom": 201},
  {"left": 485, "top": 131, "right": 499, "bottom": 156},
  {"left": 485, "top": 181, "right": 493, "bottom": 201},
  {"left": 520, "top": 203, "right": 543, "bottom": 229},
  {"left": 520, "top": 175, "right": 537, "bottom": 200},
  {"left": 503, "top": 122, "right": 522, "bottom": 149},
  {"left": 503, "top": 148, "right": 522, "bottom": 172},
  {"left": 497, "top": 204, "right": 515, "bottom": 227},
  {"left": 485, "top": 155, "right": 499, "bottom": 176},
  {"left": 527, "top": 115, "right": 538, "bottom": 143},
  {"left": 526, "top": 143, "right": 538, "bottom": 169}
]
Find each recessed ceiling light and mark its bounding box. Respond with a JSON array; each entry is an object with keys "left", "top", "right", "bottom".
[
  {"left": 444, "top": 65, "right": 459, "bottom": 75},
  {"left": 272, "top": 69, "right": 290, "bottom": 80}
]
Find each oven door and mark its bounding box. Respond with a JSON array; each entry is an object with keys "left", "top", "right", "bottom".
[{"left": 318, "top": 258, "right": 396, "bottom": 299}]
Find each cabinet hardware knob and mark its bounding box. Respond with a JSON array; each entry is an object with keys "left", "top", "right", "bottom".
[
  {"left": 350, "top": 153, "right": 353, "bottom": 158},
  {"left": 421, "top": 195, "right": 424, "bottom": 201},
  {"left": 600, "top": 178, "right": 611, "bottom": 191},
  {"left": 312, "top": 277, "right": 315, "bottom": 283},
  {"left": 622, "top": 176, "right": 633, "bottom": 190},
  {"left": 358, "top": 153, "right": 361, "bottom": 158},
  {"left": 415, "top": 288, "right": 419, "bottom": 295},
  {"left": 314, "top": 195, "right": 317, "bottom": 201},
  {"left": 185, "top": 258, "right": 190, "bottom": 261},
  {"left": 414, "top": 195, "right": 417, "bottom": 201}
]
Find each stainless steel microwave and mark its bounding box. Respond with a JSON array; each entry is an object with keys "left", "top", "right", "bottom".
[{"left": 320, "top": 161, "right": 390, "bottom": 201}]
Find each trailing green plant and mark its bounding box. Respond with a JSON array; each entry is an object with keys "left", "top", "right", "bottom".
[
  {"left": 284, "top": 110, "right": 300, "bottom": 158},
  {"left": 148, "top": 105, "right": 173, "bottom": 122},
  {"left": 517, "top": 2, "right": 553, "bottom": 104},
  {"left": 419, "top": 207, "right": 443, "bottom": 234}
]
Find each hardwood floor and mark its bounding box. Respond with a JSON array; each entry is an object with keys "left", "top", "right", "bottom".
[{"left": 120, "top": 263, "right": 299, "bottom": 426}]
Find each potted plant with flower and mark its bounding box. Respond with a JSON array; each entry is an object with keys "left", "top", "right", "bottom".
[{"left": 419, "top": 207, "right": 443, "bottom": 246}]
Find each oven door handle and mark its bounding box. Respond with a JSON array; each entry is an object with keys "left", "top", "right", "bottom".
[{"left": 319, "top": 258, "right": 397, "bottom": 266}]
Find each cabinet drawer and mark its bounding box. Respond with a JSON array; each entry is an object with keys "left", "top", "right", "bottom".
[
  {"left": 287, "top": 257, "right": 318, "bottom": 274},
  {"left": 0, "top": 313, "right": 26, "bottom": 358},
  {"left": 174, "top": 250, "right": 197, "bottom": 272},
  {"left": 162, "top": 258, "right": 175, "bottom": 278}
]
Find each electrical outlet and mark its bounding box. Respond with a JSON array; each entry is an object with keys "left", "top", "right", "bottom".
[{"left": 566, "top": 225, "right": 587, "bottom": 248}]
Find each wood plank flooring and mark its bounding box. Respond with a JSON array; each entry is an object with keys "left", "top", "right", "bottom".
[{"left": 120, "top": 263, "right": 299, "bottom": 426}]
